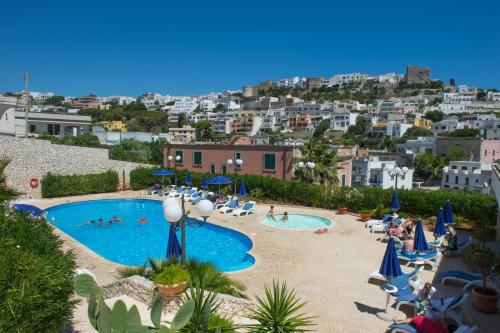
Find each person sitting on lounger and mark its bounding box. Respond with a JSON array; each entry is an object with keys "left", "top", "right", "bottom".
[
  {"left": 389, "top": 222, "right": 404, "bottom": 240},
  {"left": 393, "top": 315, "right": 448, "bottom": 333},
  {"left": 446, "top": 225, "right": 458, "bottom": 252},
  {"left": 402, "top": 219, "right": 416, "bottom": 236},
  {"left": 282, "top": 212, "right": 288, "bottom": 222},
  {"left": 404, "top": 234, "right": 415, "bottom": 253},
  {"left": 414, "top": 282, "right": 440, "bottom": 316},
  {"left": 216, "top": 195, "right": 227, "bottom": 205},
  {"left": 267, "top": 205, "right": 276, "bottom": 221}
]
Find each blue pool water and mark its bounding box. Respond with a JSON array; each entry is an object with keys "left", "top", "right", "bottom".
[
  {"left": 262, "top": 214, "right": 332, "bottom": 230},
  {"left": 46, "top": 199, "right": 254, "bottom": 272}
]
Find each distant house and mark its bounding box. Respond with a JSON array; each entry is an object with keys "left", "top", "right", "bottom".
[
  {"left": 441, "top": 161, "right": 492, "bottom": 193},
  {"left": 351, "top": 156, "right": 414, "bottom": 189}
]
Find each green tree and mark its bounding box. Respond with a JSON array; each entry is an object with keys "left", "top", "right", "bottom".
[
  {"left": 177, "top": 113, "right": 188, "bottom": 128},
  {"left": 441, "top": 128, "right": 479, "bottom": 137},
  {"left": 43, "top": 95, "right": 65, "bottom": 106},
  {"left": 424, "top": 110, "right": 444, "bottom": 122},
  {"left": 195, "top": 120, "right": 213, "bottom": 142},
  {"left": 312, "top": 119, "right": 330, "bottom": 138},
  {"left": 447, "top": 145, "right": 471, "bottom": 161},
  {"left": 401, "top": 126, "right": 433, "bottom": 140},
  {"left": 414, "top": 151, "right": 445, "bottom": 183}
]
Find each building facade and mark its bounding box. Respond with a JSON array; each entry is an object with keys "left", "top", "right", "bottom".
[
  {"left": 406, "top": 66, "right": 430, "bottom": 84},
  {"left": 351, "top": 156, "right": 414, "bottom": 189},
  {"left": 441, "top": 161, "right": 492, "bottom": 193}
]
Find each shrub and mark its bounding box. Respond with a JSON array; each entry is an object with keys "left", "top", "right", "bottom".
[
  {"left": 152, "top": 263, "right": 189, "bottom": 285},
  {"left": 0, "top": 211, "right": 76, "bottom": 332},
  {"left": 41, "top": 170, "right": 119, "bottom": 198}
]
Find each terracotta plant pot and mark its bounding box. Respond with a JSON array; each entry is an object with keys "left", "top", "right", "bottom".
[
  {"left": 471, "top": 286, "right": 499, "bottom": 313},
  {"left": 338, "top": 207, "right": 348, "bottom": 215},
  {"left": 360, "top": 213, "right": 372, "bottom": 222},
  {"left": 155, "top": 280, "right": 188, "bottom": 298}
]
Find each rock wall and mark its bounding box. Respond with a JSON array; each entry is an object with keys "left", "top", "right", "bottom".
[
  {"left": 102, "top": 275, "right": 255, "bottom": 319},
  {"left": 0, "top": 136, "right": 150, "bottom": 198}
]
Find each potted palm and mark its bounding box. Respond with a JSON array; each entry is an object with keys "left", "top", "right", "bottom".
[
  {"left": 153, "top": 262, "right": 189, "bottom": 298},
  {"left": 336, "top": 190, "right": 349, "bottom": 214},
  {"left": 359, "top": 208, "right": 372, "bottom": 222},
  {"left": 462, "top": 218, "right": 500, "bottom": 313}
]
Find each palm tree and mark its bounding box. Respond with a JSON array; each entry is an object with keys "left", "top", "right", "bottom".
[{"left": 295, "top": 139, "right": 342, "bottom": 191}]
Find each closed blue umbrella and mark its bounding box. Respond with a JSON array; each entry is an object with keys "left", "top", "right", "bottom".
[
  {"left": 379, "top": 236, "right": 403, "bottom": 279},
  {"left": 201, "top": 175, "right": 208, "bottom": 190},
  {"left": 414, "top": 219, "right": 429, "bottom": 251},
  {"left": 444, "top": 199, "right": 455, "bottom": 225},
  {"left": 152, "top": 169, "right": 175, "bottom": 176},
  {"left": 391, "top": 190, "right": 400, "bottom": 212},
  {"left": 238, "top": 179, "right": 248, "bottom": 196},
  {"left": 185, "top": 171, "right": 192, "bottom": 185},
  {"left": 434, "top": 208, "right": 446, "bottom": 237},
  {"left": 166, "top": 224, "right": 182, "bottom": 259},
  {"left": 13, "top": 204, "right": 43, "bottom": 216}
]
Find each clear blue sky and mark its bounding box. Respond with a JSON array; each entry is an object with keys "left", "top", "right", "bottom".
[{"left": 1, "top": 0, "right": 499, "bottom": 96}]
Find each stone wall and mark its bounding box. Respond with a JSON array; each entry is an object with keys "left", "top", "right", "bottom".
[
  {"left": 102, "top": 275, "right": 255, "bottom": 319},
  {"left": 0, "top": 136, "right": 150, "bottom": 198}
]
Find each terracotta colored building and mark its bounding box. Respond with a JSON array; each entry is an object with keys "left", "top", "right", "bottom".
[{"left": 164, "top": 144, "right": 295, "bottom": 180}]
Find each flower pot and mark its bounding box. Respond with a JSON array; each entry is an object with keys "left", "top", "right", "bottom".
[
  {"left": 155, "top": 280, "right": 188, "bottom": 298},
  {"left": 471, "top": 286, "right": 499, "bottom": 313},
  {"left": 360, "top": 213, "right": 371, "bottom": 222},
  {"left": 338, "top": 207, "right": 348, "bottom": 215}
]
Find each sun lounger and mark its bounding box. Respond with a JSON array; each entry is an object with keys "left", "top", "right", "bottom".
[
  {"left": 398, "top": 250, "right": 442, "bottom": 271},
  {"left": 219, "top": 199, "right": 239, "bottom": 214},
  {"left": 389, "top": 323, "right": 478, "bottom": 333},
  {"left": 185, "top": 191, "right": 201, "bottom": 202},
  {"left": 214, "top": 196, "right": 232, "bottom": 210},
  {"left": 168, "top": 186, "right": 185, "bottom": 197},
  {"left": 441, "top": 294, "right": 470, "bottom": 326},
  {"left": 437, "top": 270, "right": 498, "bottom": 292},
  {"left": 233, "top": 201, "right": 255, "bottom": 217},
  {"left": 367, "top": 265, "right": 423, "bottom": 286}
]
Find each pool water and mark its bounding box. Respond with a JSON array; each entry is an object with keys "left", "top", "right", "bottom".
[
  {"left": 46, "top": 199, "right": 254, "bottom": 272},
  {"left": 262, "top": 214, "right": 332, "bottom": 230}
]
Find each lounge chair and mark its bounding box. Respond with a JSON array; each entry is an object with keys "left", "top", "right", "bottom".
[
  {"left": 398, "top": 250, "right": 442, "bottom": 271},
  {"left": 437, "top": 270, "right": 499, "bottom": 292},
  {"left": 367, "top": 266, "right": 424, "bottom": 289},
  {"left": 215, "top": 196, "right": 232, "bottom": 210},
  {"left": 185, "top": 191, "right": 201, "bottom": 202},
  {"left": 388, "top": 323, "right": 478, "bottom": 333},
  {"left": 219, "top": 199, "right": 239, "bottom": 214},
  {"left": 181, "top": 188, "right": 198, "bottom": 199},
  {"left": 168, "top": 186, "right": 185, "bottom": 197},
  {"left": 233, "top": 201, "right": 255, "bottom": 217}
]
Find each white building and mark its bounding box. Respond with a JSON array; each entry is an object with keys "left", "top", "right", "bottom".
[
  {"left": 170, "top": 99, "right": 198, "bottom": 115},
  {"left": 351, "top": 156, "right": 414, "bottom": 189},
  {"left": 326, "top": 73, "right": 369, "bottom": 86},
  {"left": 386, "top": 121, "right": 412, "bottom": 138},
  {"left": 399, "top": 95, "right": 429, "bottom": 106},
  {"left": 378, "top": 100, "right": 402, "bottom": 115},
  {"left": 377, "top": 72, "right": 405, "bottom": 84},
  {"left": 333, "top": 100, "right": 361, "bottom": 112},
  {"left": 330, "top": 113, "right": 358, "bottom": 132},
  {"left": 396, "top": 136, "right": 436, "bottom": 155},
  {"left": 438, "top": 102, "right": 470, "bottom": 114},
  {"left": 277, "top": 76, "right": 307, "bottom": 88},
  {"left": 29, "top": 91, "right": 56, "bottom": 101},
  {"left": 487, "top": 91, "right": 500, "bottom": 102},
  {"left": 431, "top": 119, "right": 464, "bottom": 133},
  {"left": 441, "top": 161, "right": 492, "bottom": 193},
  {"left": 104, "top": 96, "right": 136, "bottom": 106},
  {"left": 199, "top": 99, "right": 216, "bottom": 112},
  {"left": 443, "top": 93, "right": 476, "bottom": 103}
]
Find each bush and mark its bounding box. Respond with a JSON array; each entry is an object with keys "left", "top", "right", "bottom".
[
  {"left": 41, "top": 170, "right": 119, "bottom": 198},
  {"left": 130, "top": 167, "right": 497, "bottom": 223},
  {"left": 153, "top": 263, "right": 189, "bottom": 285},
  {"left": 0, "top": 211, "right": 76, "bottom": 332}
]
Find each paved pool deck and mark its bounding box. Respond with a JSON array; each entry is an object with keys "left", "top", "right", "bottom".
[{"left": 32, "top": 191, "right": 499, "bottom": 333}]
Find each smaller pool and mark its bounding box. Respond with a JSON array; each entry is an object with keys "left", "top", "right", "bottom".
[{"left": 262, "top": 214, "right": 332, "bottom": 230}]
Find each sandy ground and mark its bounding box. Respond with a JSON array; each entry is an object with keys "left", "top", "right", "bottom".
[{"left": 31, "top": 191, "right": 500, "bottom": 333}]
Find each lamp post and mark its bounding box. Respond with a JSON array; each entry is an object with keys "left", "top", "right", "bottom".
[
  {"left": 228, "top": 158, "right": 243, "bottom": 195},
  {"left": 297, "top": 161, "right": 315, "bottom": 183},
  {"left": 384, "top": 165, "right": 409, "bottom": 189},
  {"left": 163, "top": 196, "right": 213, "bottom": 266},
  {"left": 168, "top": 155, "right": 181, "bottom": 186}
]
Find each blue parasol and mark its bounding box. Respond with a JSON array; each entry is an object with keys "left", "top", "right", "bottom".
[
  {"left": 379, "top": 236, "right": 403, "bottom": 278},
  {"left": 166, "top": 224, "right": 182, "bottom": 258},
  {"left": 185, "top": 171, "right": 192, "bottom": 185},
  {"left": 152, "top": 169, "right": 175, "bottom": 176},
  {"left": 444, "top": 199, "right": 455, "bottom": 225},
  {"left": 414, "top": 219, "right": 429, "bottom": 251},
  {"left": 13, "top": 204, "right": 43, "bottom": 216},
  {"left": 434, "top": 208, "right": 447, "bottom": 237},
  {"left": 238, "top": 179, "right": 248, "bottom": 196},
  {"left": 207, "top": 176, "right": 233, "bottom": 185},
  {"left": 201, "top": 175, "right": 208, "bottom": 190},
  {"left": 391, "top": 190, "right": 400, "bottom": 212}
]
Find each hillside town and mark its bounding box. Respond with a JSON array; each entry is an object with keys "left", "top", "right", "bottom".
[{"left": 2, "top": 65, "right": 499, "bottom": 194}]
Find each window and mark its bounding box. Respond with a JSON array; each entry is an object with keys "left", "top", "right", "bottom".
[
  {"left": 210, "top": 164, "right": 216, "bottom": 174},
  {"left": 29, "top": 124, "right": 36, "bottom": 133},
  {"left": 445, "top": 175, "right": 449, "bottom": 183},
  {"left": 455, "top": 176, "right": 458, "bottom": 184},
  {"left": 465, "top": 177, "right": 469, "bottom": 186},
  {"left": 493, "top": 150, "right": 496, "bottom": 156},
  {"left": 222, "top": 165, "right": 227, "bottom": 175},
  {"left": 175, "top": 151, "right": 183, "bottom": 164},
  {"left": 484, "top": 150, "right": 488, "bottom": 156},
  {"left": 193, "top": 151, "right": 202, "bottom": 166},
  {"left": 48, "top": 124, "right": 60, "bottom": 135},
  {"left": 263, "top": 154, "right": 276, "bottom": 171},
  {"left": 235, "top": 152, "right": 241, "bottom": 160},
  {"left": 341, "top": 175, "right": 346, "bottom": 187},
  {"left": 451, "top": 165, "right": 457, "bottom": 170},
  {"left": 461, "top": 166, "right": 467, "bottom": 171}
]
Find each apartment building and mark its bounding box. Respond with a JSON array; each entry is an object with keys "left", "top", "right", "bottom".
[
  {"left": 396, "top": 136, "right": 436, "bottom": 155},
  {"left": 326, "top": 73, "right": 369, "bottom": 86},
  {"left": 287, "top": 115, "right": 313, "bottom": 130},
  {"left": 432, "top": 119, "right": 465, "bottom": 133},
  {"left": 414, "top": 118, "right": 432, "bottom": 129},
  {"left": 441, "top": 161, "right": 492, "bottom": 193},
  {"left": 74, "top": 94, "right": 100, "bottom": 109},
  {"left": 330, "top": 113, "right": 358, "bottom": 132},
  {"left": 169, "top": 125, "right": 196, "bottom": 143},
  {"left": 386, "top": 121, "right": 412, "bottom": 138},
  {"left": 351, "top": 156, "right": 414, "bottom": 189}
]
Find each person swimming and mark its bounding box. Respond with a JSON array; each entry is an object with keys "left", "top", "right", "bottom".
[
  {"left": 112, "top": 216, "right": 122, "bottom": 222},
  {"left": 267, "top": 205, "right": 276, "bottom": 221},
  {"left": 77, "top": 220, "right": 95, "bottom": 226},
  {"left": 282, "top": 212, "right": 288, "bottom": 222},
  {"left": 96, "top": 218, "right": 103, "bottom": 226}
]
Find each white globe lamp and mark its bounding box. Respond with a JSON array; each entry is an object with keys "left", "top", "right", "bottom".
[
  {"left": 164, "top": 204, "right": 183, "bottom": 223},
  {"left": 227, "top": 159, "right": 233, "bottom": 165},
  {"left": 196, "top": 199, "right": 214, "bottom": 218},
  {"left": 298, "top": 161, "right": 305, "bottom": 168},
  {"left": 168, "top": 155, "right": 173, "bottom": 161},
  {"left": 163, "top": 197, "right": 180, "bottom": 209},
  {"left": 175, "top": 155, "right": 181, "bottom": 161},
  {"left": 236, "top": 159, "right": 243, "bottom": 166},
  {"left": 394, "top": 167, "right": 402, "bottom": 175},
  {"left": 401, "top": 167, "right": 409, "bottom": 174}
]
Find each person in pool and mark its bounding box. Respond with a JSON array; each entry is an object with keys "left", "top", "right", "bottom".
[
  {"left": 281, "top": 212, "right": 288, "bottom": 222},
  {"left": 96, "top": 218, "right": 103, "bottom": 226},
  {"left": 78, "top": 220, "right": 96, "bottom": 226},
  {"left": 112, "top": 216, "right": 123, "bottom": 222},
  {"left": 267, "top": 205, "right": 276, "bottom": 221}
]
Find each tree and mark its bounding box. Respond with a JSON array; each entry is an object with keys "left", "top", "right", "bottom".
[
  {"left": 401, "top": 126, "right": 433, "bottom": 140},
  {"left": 177, "top": 113, "right": 188, "bottom": 128},
  {"left": 195, "top": 120, "right": 212, "bottom": 142},
  {"left": 312, "top": 119, "right": 330, "bottom": 138},
  {"left": 43, "top": 95, "right": 65, "bottom": 106},
  {"left": 441, "top": 128, "right": 479, "bottom": 137},
  {"left": 447, "top": 145, "right": 471, "bottom": 161},
  {"left": 414, "top": 151, "right": 445, "bottom": 183},
  {"left": 424, "top": 110, "right": 445, "bottom": 122}
]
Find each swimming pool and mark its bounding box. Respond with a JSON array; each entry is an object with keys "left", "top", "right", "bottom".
[
  {"left": 262, "top": 214, "right": 332, "bottom": 230},
  {"left": 46, "top": 199, "right": 255, "bottom": 272}
]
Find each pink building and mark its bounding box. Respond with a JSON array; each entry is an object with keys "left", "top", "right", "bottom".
[
  {"left": 164, "top": 144, "right": 294, "bottom": 180},
  {"left": 480, "top": 140, "right": 500, "bottom": 163}
]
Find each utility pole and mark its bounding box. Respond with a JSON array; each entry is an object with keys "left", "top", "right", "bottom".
[{"left": 24, "top": 72, "right": 29, "bottom": 137}]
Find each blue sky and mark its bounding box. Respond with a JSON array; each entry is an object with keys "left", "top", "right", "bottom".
[{"left": 1, "top": 0, "right": 499, "bottom": 96}]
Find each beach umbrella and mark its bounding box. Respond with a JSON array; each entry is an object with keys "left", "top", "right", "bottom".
[
  {"left": 185, "top": 171, "right": 192, "bottom": 186},
  {"left": 444, "top": 199, "right": 455, "bottom": 225},
  {"left": 13, "top": 204, "right": 43, "bottom": 216},
  {"left": 238, "top": 179, "right": 248, "bottom": 197},
  {"left": 434, "top": 208, "right": 447, "bottom": 237},
  {"left": 414, "top": 219, "right": 429, "bottom": 252},
  {"left": 201, "top": 175, "right": 208, "bottom": 190},
  {"left": 207, "top": 176, "right": 233, "bottom": 194},
  {"left": 391, "top": 190, "right": 400, "bottom": 212},
  {"left": 152, "top": 169, "right": 175, "bottom": 176},
  {"left": 166, "top": 224, "right": 182, "bottom": 259},
  {"left": 377, "top": 236, "right": 402, "bottom": 320}
]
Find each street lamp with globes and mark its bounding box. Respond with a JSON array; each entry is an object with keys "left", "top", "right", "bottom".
[
  {"left": 297, "top": 161, "right": 315, "bottom": 183},
  {"left": 167, "top": 155, "right": 181, "bottom": 186},
  {"left": 163, "top": 195, "right": 213, "bottom": 266},
  {"left": 383, "top": 165, "right": 409, "bottom": 189}
]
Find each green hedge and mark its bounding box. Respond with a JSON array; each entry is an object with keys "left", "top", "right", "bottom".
[
  {"left": 41, "top": 170, "right": 119, "bottom": 198},
  {"left": 131, "top": 167, "right": 497, "bottom": 223},
  {"left": 0, "top": 210, "right": 76, "bottom": 331}
]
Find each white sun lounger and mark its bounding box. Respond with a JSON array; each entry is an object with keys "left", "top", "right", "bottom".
[{"left": 233, "top": 201, "right": 255, "bottom": 217}]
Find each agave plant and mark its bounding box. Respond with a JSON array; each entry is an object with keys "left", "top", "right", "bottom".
[
  {"left": 75, "top": 273, "right": 194, "bottom": 332},
  {"left": 246, "top": 280, "right": 315, "bottom": 333}
]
